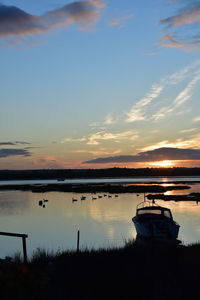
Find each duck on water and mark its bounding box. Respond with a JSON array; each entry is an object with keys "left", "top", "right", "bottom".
[{"left": 132, "top": 200, "right": 180, "bottom": 241}]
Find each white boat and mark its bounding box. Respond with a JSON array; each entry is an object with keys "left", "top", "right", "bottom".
[{"left": 132, "top": 201, "right": 180, "bottom": 240}]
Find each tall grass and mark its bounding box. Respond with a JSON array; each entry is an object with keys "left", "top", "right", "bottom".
[{"left": 3, "top": 240, "right": 200, "bottom": 299}]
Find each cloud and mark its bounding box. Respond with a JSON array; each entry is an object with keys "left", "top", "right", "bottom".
[
  {"left": 87, "top": 130, "right": 138, "bottom": 145},
  {"left": 89, "top": 114, "right": 116, "bottom": 128},
  {"left": 0, "top": 1, "right": 105, "bottom": 42},
  {"left": 160, "top": 5, "right": 200, "bottom": 28},
  {"left": 0, "top": 5, "right": 43, "bottom": 38},
  {"left": 75, "top": 148, "right": 122, "bottom": 156},
  {"left": 45, "top": 0, "right": 105, "bottom": 30},
  {"left": 0, "top": 148, "right": 31, "bottom": 158},
  {"left": 15, "top": 141, "right": 31, "bottom": 145},
  {"left": 193, "top": 116, "right": 200, "bottom": 122},
  {"left": 140, "top": 133, "right": 200, "bottom": 151},
  {"left": 143, "top": 51, "right": 160, "bottom": 56},
  {"left": 125, "top": 60, "right": 200, "bottom": 123},
  {"left": 159, "top": 2, "right": 200, "bottom": 49},
  {"left": 24, "top": 155, "right": 68, "bottom": 169},
  {"left": 152, "top": 71, "right": 200, "bottom": 120},
  {"left": 165, "top": 59, "right": 200, "bottom": 84},
  {"left": 159, "top": 34, "right": 200, "bottom": 49},
  {"left": 108, "top": 14, "right": 134, "bottom": 28},
  {"left": 83, "top": 147, "right": 200, "bottom": 164},
  {"left": 125, "top": 84, "right": 164, "bottom": 122},
  {"left": 61, "top": 137, "right": 86, "bottom": 143},
  {"left": 160, "top": 34, "right": 174, "bottom": 41},
  {"left": 174, "top": 72, "right": 200, "bottom": 108},
  {"left": 179, "top": 128, "right": 198, "bottom": 133},
  {"left": 0, "top": 142, "right": 16, "bottom": 146},
  {"left": 60, "top": 129, "right": 138, "bottom": 146},
  {"left": 103, "top": 114, "right": 115, "bottom": 125},
  {"left": 0, "top": 141, "right": 30, "bottom": 146}
]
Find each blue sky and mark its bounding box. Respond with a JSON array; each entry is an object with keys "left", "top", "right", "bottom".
[{"left": 1, "top": 0, "right": 200, "bottom": 169}]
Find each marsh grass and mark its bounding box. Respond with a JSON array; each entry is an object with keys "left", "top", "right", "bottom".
[{"left": 1, "top": 240, "right": 200, "bottom": 299}]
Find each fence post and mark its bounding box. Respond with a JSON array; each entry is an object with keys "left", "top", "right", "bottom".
[
  {"left": 77, "top": 230, "right": 80, "bottom": 252},
  {"left": 22, "top": 236, "right": 28, "bottom": 264},
  {"left": 0, "top": 232, "right": 28, "bottom": 264}
]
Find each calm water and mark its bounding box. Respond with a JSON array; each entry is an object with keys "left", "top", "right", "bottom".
[
  {"left": 0, "top": 177, "right": 200, "bottom": 258},
  {"left": 0, "top": 176, "right": 200, "bottom": 185}
]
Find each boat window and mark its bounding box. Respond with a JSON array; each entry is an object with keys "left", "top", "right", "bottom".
[
  {"left": 163, "top": 210, "right": 171, "bottom": 218},
  {"left": 138, "top": 209, "right": 161, "bottom": 215}
]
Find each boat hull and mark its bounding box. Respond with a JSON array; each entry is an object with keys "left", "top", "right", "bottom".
[{"left": 133, "top": 216, "right": 179, "bottom": 239}]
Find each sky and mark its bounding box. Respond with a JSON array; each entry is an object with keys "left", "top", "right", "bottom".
[{"left": 1, "top": 0, "right": 200, "bottom": 169}]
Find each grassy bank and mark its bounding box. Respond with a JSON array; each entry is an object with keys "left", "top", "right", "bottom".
[{"left": 1, "top": 240, "right": 200, "bottom": 300}]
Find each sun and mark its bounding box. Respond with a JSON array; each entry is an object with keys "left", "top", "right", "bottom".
[{"left": 150, "top": 160, "right": 174, "bottom": 168}]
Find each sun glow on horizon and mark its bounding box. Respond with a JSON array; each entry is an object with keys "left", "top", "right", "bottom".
[{"left": 150, "top": 160, "right": 175, "bottom": 168}]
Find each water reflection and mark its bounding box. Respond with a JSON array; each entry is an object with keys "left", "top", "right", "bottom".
[
  {"left": 0, "top": 191, "right": 30, "bottom": 215},
  {"left": 0, "top": 185, "right": 199, "bottom": 257}
]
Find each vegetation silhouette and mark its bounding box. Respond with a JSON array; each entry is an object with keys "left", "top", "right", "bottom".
[
  {"left": 0, "top": 182, "right": 190, "bottom": 193},
  {"left": 1, "top": 241, "right": 200, "bottom": 299}
]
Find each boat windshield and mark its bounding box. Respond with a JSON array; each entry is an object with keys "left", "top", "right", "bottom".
[
  {"left": 163, "top": 210, "right": 171, "bottom": 218},
  {"left": 137, "top": 209, "right": 171, "bottom": 218},
  {"left": 138, "top": 209, "right": 162, "bottom": 215}
]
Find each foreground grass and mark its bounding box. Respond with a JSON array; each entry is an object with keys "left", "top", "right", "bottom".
[{"left": 1, "top": 240, "right": 200, "bottom": 299}]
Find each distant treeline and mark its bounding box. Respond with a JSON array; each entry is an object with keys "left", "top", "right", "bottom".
[{"left": 0, "top": 167, "right": 200, "bottom": 180}]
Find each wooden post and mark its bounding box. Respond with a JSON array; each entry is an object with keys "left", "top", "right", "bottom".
[
  {"left": 77, "top": 230, "right": 80, "bottom": 252},
  {"left": 0, "top": 232, "right": 28, "bottom": 264},
  {"left": 22, "top": 236, "right": 28, "bottom": 264}
]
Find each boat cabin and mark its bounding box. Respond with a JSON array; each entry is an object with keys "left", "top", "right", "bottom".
[{"left": 136, "top": 206, "right": 173, "bottom": 220}]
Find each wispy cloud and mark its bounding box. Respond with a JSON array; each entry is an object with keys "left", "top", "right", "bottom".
[
  {"left": 159, "top": 1, "right": 200, "bottom": 49},
  {"left": 103, "top": 114, "right": 116, "bottom": 125},
  {"left": 15, "top": 141, "right": 31, "bottom": 145},
  {"left": 165, "top": 60, "right": 200, "bottom": 84},
  {"left": 0, "top": 1, "right": 105, "bottom": 43},
  {"left": 125, "top": 60, "right": 200, "bottom": 123},
  {"left": 193, "top": 116, "right": 200, "bottom": 122},
  {"left": 60, "top": 130, "right": 138, "bottom": 146},
  {"left": 75, "top": 148, "right": 122, "bottom": 156},
  {"left": 108, "top": 14, "right": 134, "bottom": 28},
  {"left": 126, "top": 84, "right": 164, "bottom": 122},
  {"left": 89, "top": 114, "right": 116, "bottom": 128},
  {"left": 159, "top": 34, "right": 200, "bottom": 49},
  {"left": 179, "top": 128, "right": 198, "bottom": 133},
  {"left": 87, "top": 130, "right": 139, "bottom": 145},
  {"left": 160, "top": 5, "right": 200, "bottom": 28},
  {"left": 143, "top": 51, "right": 160, "bottom": 56},
  {"left": 61, "top": 137, "right": 86, "bottom": 143},
  {"left": 83, "top": 147, "right": 200, "bottom": 164},
  {"left": 152, "top": 71, "right": 200, "bottom": 120}
]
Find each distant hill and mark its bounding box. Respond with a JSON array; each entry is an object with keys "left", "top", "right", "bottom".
[{"left": 0, "top": 167, "right": 200, "bottom": 180}]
